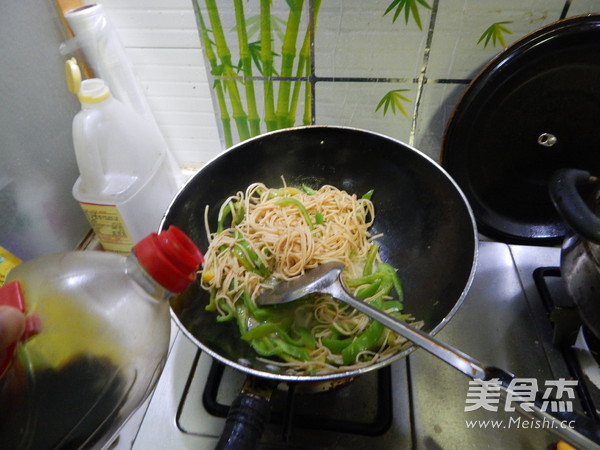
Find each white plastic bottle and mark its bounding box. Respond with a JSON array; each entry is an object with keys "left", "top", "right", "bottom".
[{"left": 66, "top": 58, "right": 180, "bottom": 253}]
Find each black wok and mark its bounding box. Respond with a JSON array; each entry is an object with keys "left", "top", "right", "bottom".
[{"left": 161, "top": 126, "right": 478, "bottom": 448}]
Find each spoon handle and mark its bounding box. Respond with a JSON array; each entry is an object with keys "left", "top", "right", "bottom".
[
  {"left": 326, "top": 278, "right": 488, "bottom": 379},
  {"left": 326, "top": 277, "right": 600, "bottom": 449}
]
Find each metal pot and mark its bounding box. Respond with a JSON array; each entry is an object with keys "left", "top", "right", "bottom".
[
  {"left": 550, "top": 168, "right": 600, "bottom": 340},
  {"left": 161, "top": 125, "right": 478, "bottom": 448}
]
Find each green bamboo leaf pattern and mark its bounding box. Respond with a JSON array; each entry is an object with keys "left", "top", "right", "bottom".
[
  {"left": 477, "top": 21, "right": 513, "bottom": 48},
  {"left": 204, "top": 0, "right": 251, "bottom": 141},
  {"left": 275, "top": 0, "right": 304, "bottom": 128},
  {"left": 384, "top": 0, "right": 431, "bottom": 30},
  {"left": 244, "top": 14, "right": 287, "bottom": 43},
  {"left": 193, "top": 0, "right": 233, "bottom": 147},
  {"left": 195, "top": 1, "right": 321, "bottom": 144},
  {"left": 376, "top": 89, "right": 412, "bottom": 118},
  {"left": 234, "top": 0, "right": 260, "bottom": 135},
  {"left": 290, "top": 0, "right": 321, "bottom": 127},
  {"left": 245, "top": 42, "right": 280, "bottom": 76}
]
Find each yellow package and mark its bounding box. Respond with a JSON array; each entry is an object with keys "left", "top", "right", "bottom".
[{"left": 0, "top": 246, "right": 22, "bottom": 286}]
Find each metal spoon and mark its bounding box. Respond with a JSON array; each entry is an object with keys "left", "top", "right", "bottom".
[{"left": 256, "top": 261, "right": 600, "bottom": 449}]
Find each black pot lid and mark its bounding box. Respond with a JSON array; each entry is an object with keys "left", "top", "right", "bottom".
[{"left": 442, "top": 15, "right": 600, "bottom": 245}]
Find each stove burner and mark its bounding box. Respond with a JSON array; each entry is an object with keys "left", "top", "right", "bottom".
[
  {"left": 202, "top": 359, "right": 394, "bottom": 441},
  {"left": 533, "top": 267, "right": 581, "bottom": 346},
  {"left": 533, "top": 267, "right": 600, "bottom": 423},
  {"left": 583, "top": 327, "right": 600, "bottom": 367}
]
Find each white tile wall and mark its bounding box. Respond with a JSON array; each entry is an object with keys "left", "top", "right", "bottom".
[
  {"left": 91, "top": 0, "right": 600, "bottom": 166},
  {"left": 427, "top": 0, "right": 567, "bottom": 80},
  {"left": 93, "top": 0, "right": 223, "bottom": 168},
  {"left": 315, "top": 0, "right": 431, "bottom": 79}
]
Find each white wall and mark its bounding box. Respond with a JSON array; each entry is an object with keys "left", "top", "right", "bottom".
[
  {"left": 93, "top": 0, "right": 223, "bottom": 169},
  {"left": 94, "top": 0, "right": 599, "bottom": 165},
  {"left": 0, "top": 1, "right": 91, "bottom": 259}
]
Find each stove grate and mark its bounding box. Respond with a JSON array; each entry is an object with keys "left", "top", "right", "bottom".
[
  {"left": 533, "top": 267, "right": 599, "bottom": 423},
  {"left": 201, "top": 359, "right": 394, "bottom": 440}
]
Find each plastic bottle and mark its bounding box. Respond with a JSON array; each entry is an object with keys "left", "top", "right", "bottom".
[
  {"left": 0, "top": 226, "right": 203, "bottom": 449},
  {"left": 66, "top": 58, "right": 180, "bottom": 254},
  {"left": 62, "top": 4, "right": 185, "bottom": 188},
  {"left": 0, "top": 246, "right": 21, "bottom": 286}
]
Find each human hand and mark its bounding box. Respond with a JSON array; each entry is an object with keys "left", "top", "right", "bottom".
[{"left": 0, "top": 305, "right": 26, "bottom": 352}]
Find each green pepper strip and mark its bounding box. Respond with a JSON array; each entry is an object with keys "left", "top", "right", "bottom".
[
  {"left": 278, "top": 327, "right": 304, "bottom": 347},
  {"left": 362, "top": 243, "right": 379, "bottom": 276},
  {"left": 362, "top": 189, "right": 374, "bottom": 200},
  {"left": 322, "top": 336, "right": 353, "bottom": 353},
  {"left": 250, "top": 336, "right": 278, "bottom": 355},
  {"left": 275, "top": 197, "right": 314, "bottom": 230},
  {"left": 315, "top": 212, "right": 324, "bottom": 225},
  {"left": 323, "top": 282, "right": 389, "bottom": 357},
  {"left": 205, "top": 288, "right": 218, "bottom": 312},
  {"left": 341, "top": 297, "right": 387, "bottom": 364},
  {"left": 302, "top": 184, "right": 316, "bottom": 195},
  {"left": 241, "top": 322, "right": 281, "bottom": 341},
  {"left": 251, "top": 336, "right": 311, "bottom": 360},
  {"left": 231, "top": 245, "right": 256, "bottom": 273},
  {"left": 354, "top": 279, "right": 382, "bottom": 299},
  {"left": 216, "top": 202, "right": 232, "bottom": 234},
  {"left": 344, "top": 272, "right": 385, "bottom": 288},
  {"left": 232, "top": 244, "right": 269, "bottom": 278},
  {"left": 242, "top": 289, "right": 271, "bottom": 321},
  {"left": 234, "top": 205, "right": 245, "bottom": 225},
  {"left": 216, "top": 201, "right": 245, "bottom": 234},
  {"left": 292, "top": 325, "right": 317, "bottom": 349},
  {"left": 382, "top": 300, "right": 404, "bottom": 313},
  {"left": 341, "top": 320, "right": 384, "bottom": 365},
  {"left": 377, "top": 275, "right": 394, "bottom": 297},
  {"left": 266, "top": 188, "right": 283, "bottom": 198},
  {"left": 216, "top": 303, "right": 235, "bottom": 322},
  {"left": 236, "top": 305, "right": 249, "bottom": 335},
  {"left": 274, "top": 339, "right": 311, "bottom": 360},
  {"left": 234, "top": 233, "right": 270, "bottom": 277},
  {"left": 378, "top": 263, "right": 404, "bottom": 301}
]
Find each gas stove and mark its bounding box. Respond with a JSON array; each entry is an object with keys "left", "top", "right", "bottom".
[{"left": 117, "top": 241, "right": 599, "bottom": 449}]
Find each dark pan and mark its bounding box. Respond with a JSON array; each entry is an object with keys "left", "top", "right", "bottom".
[
  {"left": 162, "top": 126, "right": 477, "bottom": 382},
  {"left": 161, "top": 125, "right": 477, "bottom": 448},
  {"left": 442, "top": 14, "right": 600, "bottom": 245}
]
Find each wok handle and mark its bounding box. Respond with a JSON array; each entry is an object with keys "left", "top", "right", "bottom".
[
  {"left": 329, "top": 279, "right": 600, "bottom": 448},
  {"left": 549, "top": 168, "right": 600, "bottom": 245},
  {"left": 215, "top": 377, "right": 275, "bottom": 450}
]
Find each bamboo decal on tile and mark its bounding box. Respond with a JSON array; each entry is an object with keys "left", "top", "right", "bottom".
[{"left": 193, "top": 0, "right": 319, "bottom": 146}]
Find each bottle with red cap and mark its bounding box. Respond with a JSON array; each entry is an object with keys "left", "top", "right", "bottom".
[{"left": 0, "top": 226, "right": 203, "bottom": 449}]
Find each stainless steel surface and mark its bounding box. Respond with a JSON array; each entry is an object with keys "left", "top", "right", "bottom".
[
  {"left": 259, "top": 261, "right": 600, "bottom": 447},
  {"left": 129, "top": 241, "right": 600, "bottom": 448},
  {"left": 575, "top": 329, "right": 600, "bottom": 392}
]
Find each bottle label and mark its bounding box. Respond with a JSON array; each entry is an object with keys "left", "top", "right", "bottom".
[
  {"left": 0, "top": 247, "right": 21, "bottom": 286},
  {"left": 79, "top": 202, "right": 134, "bottom": 254}
]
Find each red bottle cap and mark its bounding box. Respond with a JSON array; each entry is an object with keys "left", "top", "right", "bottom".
[
  {"left": 133, "top": 226, "right": 204, "bottom": 294},
  {"left": 0, "top": 281, "right": 41, "bottom": 378}
]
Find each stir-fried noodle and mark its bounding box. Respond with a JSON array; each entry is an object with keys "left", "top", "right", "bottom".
[{"left": 200, "top": 180, "right": 419, "bottom": 375}]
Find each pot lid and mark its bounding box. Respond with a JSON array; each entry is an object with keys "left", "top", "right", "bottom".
[{"left": 442, "top": 14, "right": 600, "bottom": 245}]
